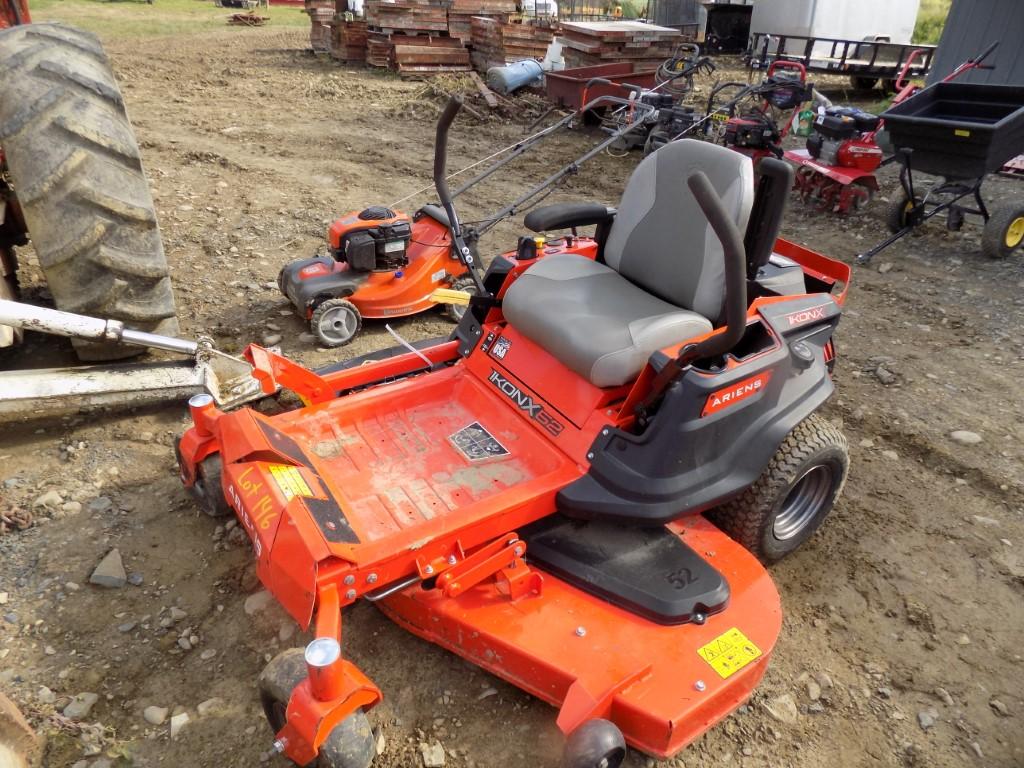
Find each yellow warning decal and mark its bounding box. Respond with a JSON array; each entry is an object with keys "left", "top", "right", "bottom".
[
  {"left": 954, "top": 129, "right": 971, "bottom": 137},
  {"left": 697, "top": 627, "right": 762, "bottom": 679},
  {"left": 268, "top": 464, "right": 314, "bottom": 501}
]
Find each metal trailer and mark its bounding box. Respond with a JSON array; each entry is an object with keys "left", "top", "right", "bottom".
[{"left": 747, "top": 33, "right": 935, "bottom": 89}]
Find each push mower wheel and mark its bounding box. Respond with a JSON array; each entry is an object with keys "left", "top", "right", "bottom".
[
  {"left": 444, "top": 275, "right": 479, "bottom": 323},
  {"left": 562, "top": 719, "right": 626, "bottom": 768},
  {"left": 884, "top": 192, "right": 921, "bottom": 234},
  {"left": 312, "top": 298, "right": 362, "bottom": 347},
  {"left": 259, "top": 648, "right": 375, "bottom": 768},
  {"left": 981, "top": 203, "right": 1024, "bottom": 259},
  {"left": 707, "top": 414, "right": 849, "bottom": 564}
]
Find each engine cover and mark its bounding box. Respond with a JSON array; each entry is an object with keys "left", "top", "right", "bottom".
[{"left": 327, "top": 207, "right": 412, "bottom": 272}]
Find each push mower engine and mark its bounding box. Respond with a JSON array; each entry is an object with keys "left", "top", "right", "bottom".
[
  {"left": 723, "top": 111, "right": 781, "bottom": 155},
  {"left": 329, "top": 207, "right": 412, "bottom": 272}
]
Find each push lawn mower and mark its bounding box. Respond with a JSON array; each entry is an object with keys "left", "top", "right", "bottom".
[
  {"left": 703, "top": 61, "right": 813, "bottom": 166},
  {"left": 177, "top": 95, "right": 852, "bottom": 768},
  {"left": 278, "top": 91, "right": 657, "bottom": 347},
  {"left": 786, "top": 44, "right": 1000, "bottom": 215}
]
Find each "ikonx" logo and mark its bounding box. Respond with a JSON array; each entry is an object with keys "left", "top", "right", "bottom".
[{"left": 488, "top": 370, "right": 564, "bottom": 436}]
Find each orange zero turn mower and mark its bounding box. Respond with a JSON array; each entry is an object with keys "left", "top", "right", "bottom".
[{"left": 177, "top": 96, "right": 852, "bottom": 768}]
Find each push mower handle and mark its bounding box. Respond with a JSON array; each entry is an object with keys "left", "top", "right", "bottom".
[
  {"left": 686, "top": 172, "right": 747, "bottom": 360},
  {"left": 434, "top": 95, "right": 462, "bottom": 218}
]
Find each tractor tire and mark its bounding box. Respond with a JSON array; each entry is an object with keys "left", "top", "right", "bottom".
[
  {"left": 259, "top": 648, "right": 375, "bottom": 768},
  {"left": 981, "top": 203, "right": 1024, "bottom": 259},
  {"left": 706, "top": 414, "right": 849, "bottom": 564},
  {"left": 0, "top": 23, "right": 177, "bottom": 360}
]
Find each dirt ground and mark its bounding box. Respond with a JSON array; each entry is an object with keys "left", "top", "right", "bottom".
[{"left": 2, "top": 18, "right": 1023, "bottom": 768}]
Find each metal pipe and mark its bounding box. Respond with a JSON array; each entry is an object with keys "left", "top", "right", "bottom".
[{"left": 0, "top": 299, "right": 198, "bottom": 355}]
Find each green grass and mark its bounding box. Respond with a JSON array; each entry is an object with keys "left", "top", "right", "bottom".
[
  {"left": 914, "top": 0, "right": 951, "bottom": 43},
  {"left": 29, "top": 0, "right": 308, "bottom": 38}
]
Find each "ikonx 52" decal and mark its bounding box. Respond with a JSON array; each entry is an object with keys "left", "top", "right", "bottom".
[
  {"left": 488, "top": 369, "right": 564, "bottom": 436},
  {"left": 702, "top": 371, "right": 772, "bottom": 417}
]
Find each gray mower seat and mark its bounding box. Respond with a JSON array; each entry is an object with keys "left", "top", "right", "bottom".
[{"left": 503, "top": 140, "right": 755, "bottom": 388}]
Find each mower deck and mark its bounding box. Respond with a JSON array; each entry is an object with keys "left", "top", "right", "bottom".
[{"left": 381, "top": 515, "right": 780, "bottom": 758}]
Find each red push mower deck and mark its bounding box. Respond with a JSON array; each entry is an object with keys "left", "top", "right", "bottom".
[{"left": 177, "top": 97, "right": 852, "bottom": 768}]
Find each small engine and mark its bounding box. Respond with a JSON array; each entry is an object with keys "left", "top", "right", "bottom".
[
  {"left": 644, "top": 103, "right": 699, "bottom": 154},
  {"left": 724, "top": 111, "right": 780, "bottom": 151},
  {"left": 327, "top": 206, "right": 413, "bottom": 272},
  {"left": 806, "top": 107, "right": 883, "bottom": 171}
]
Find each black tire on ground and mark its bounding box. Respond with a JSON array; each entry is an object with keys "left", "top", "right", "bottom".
[
  {"left": 0, "top": 23, "right": 177, "bottom": 361},
  {"left": 562, "top": 719, "right": 626, "bottom": 768},
  {"left": 884, "top": 191, "right": 921, "bottom": 234},
  {"left": 444, "top": 274, "right": 478, "bottom": 323},
  {"left": 173, "top": 439, "right": 233, "bottom": 518},
  {"left": 981, "top": 203, "right": 1024, "bottom": 259},
  {"left": 259, "top": 648, "right": 375, "bottom": 768},
  {"left": 311, "top": 297, "right": 362, "bottom": 347},
  {"left": 849, "top": 75, "right": 878, "bottom": 91},
  {"left": 706, "top": 414, "right": 849, "bottom": 564}
]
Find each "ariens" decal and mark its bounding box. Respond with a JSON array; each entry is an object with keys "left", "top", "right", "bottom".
[{"left": 702, "top": 371, "right": 772, "bottom": 417}]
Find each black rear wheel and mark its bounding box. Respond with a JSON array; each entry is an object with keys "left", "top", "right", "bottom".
[
  {"left": 444, "top": 274, "right": 478, "bottom": 323},
  {"left": 706, "top": 414, "right": 849, "bottom": 563}
]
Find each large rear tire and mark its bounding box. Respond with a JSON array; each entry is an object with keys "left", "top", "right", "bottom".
[
  {"left": 706, "top": 414, "right": 849, "bottom": 564},
  {"left": 0, "top": 23, "right": 177, "bottom": 360}
]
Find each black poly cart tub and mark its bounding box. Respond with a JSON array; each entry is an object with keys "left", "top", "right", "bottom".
[{"left": 882, "top": 82, "right": 1024, "bottom": 179}]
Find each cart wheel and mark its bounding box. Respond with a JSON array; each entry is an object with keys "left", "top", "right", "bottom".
[
  {"left": 884, "top": 192, "right": 921, "bottom": 234},
  {"left": 562, "top": 719, "right": 626, "bottom": 768},
  {"left": 706, "top": 414, "right": 849, "bottom": 564},
  {"left": 312, "top": 298, "right": 362, "bottom": 347},
  {"left": 981, "top": 204, "right": 1024, "bottom": 259},
  {"left": 259, "top": 648, "right": 375, "bottom": 768},
  {"left": 175, "top": 438, "right": 233, "bottom": 518},
  {"left": 444, "top": 275, "right": 479, "bottom": 323},
  {"left": 849, "top": 75, "right": 877, "bottom": 91}
]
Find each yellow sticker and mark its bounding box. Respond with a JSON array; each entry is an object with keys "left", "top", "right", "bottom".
[
  {"left": 697, "top": 627, "right": 762, "bottom": 679},
  {"left": 954, "top": 129, "right": 971, "bottom": 137},
  {"left": 268, "top": 464, "right": 313, "bottom": 501}
]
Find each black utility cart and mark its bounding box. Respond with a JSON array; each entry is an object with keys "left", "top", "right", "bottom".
[{"left": 858, "top": 81, "right": 1024, "bottom": 263}]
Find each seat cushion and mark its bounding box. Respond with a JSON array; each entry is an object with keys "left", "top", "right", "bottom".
[{"left": 503, "top": 254, "right": 712, "bottom": 388}]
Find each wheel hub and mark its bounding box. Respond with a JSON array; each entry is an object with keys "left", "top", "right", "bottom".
[
  {"left": 319, "top": 306, "right": 356, "bottom": 344},
  {"left": 773, "top": 464, "right": 833, "bottom": 540},
  {"left": 1005, "top": 216, "right": 1024, "bottom": 248}
]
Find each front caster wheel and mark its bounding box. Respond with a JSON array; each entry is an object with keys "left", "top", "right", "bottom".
[
  {"left": 259, "top": 648, "right": 375, "bottom": 768},
  {"left": 562, "top": 719, "right": 626, "bottom": 768},
  {"left": 174, "top": 439, "right": 232, "bottom": 518},
  {"left": 311, "top": 298, "right": 362, "bottom": 347},
  {"left": 707, "top": 413, "right": 849, "bottom": 564}
]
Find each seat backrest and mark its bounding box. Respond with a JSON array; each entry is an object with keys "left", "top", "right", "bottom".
[{"left": 603, "top": 139, "right": 754, "bottom": 322}]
